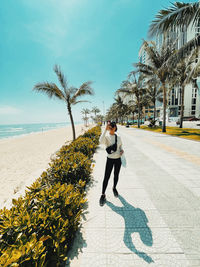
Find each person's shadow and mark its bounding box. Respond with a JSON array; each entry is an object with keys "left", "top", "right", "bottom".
[{"left": 106, "top": 195, "right": 154, "bottom": 264}]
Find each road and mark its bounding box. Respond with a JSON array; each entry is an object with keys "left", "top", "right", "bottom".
[{"left": 68, "top": 125, "right": 200, "bottom": 267}]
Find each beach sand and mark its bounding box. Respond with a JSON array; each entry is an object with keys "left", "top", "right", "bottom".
[{"left": 0, "top": 123, "right": 89, "bottom": 209}]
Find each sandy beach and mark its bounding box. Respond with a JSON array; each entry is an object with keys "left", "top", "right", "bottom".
[{"left": 0, "top": 123, "right": 88, "bottom": 209}]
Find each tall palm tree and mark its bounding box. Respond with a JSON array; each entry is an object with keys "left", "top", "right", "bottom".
[
  {"left": 33, "top": 65, "right": 93, "bottom": 140},
  {"left": 116, "top": 74, "right": 147, "bottom": 128},
  {"left": 134, "top": 40, "right": 175, "bottom": 132},
  {"left": 81, "top": 108, "right": 90, "bottom": 127},
  {"left": 171, "top": 48, "right": 200, "bottom": 128}
]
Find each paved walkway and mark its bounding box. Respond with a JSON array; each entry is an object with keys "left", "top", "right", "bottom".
[{"left": 68, "top": 125, "right": 200, "bottom": 267}]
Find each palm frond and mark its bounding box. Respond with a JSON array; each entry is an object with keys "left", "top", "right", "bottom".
[
  {"left": 54, "top": 65, "right": 68, "bottom": 91},
  {"left": 142, "top": 41, "right": 161, "bottom": 68},
  {"left": 33, "top": 82, "right": 65, "bottom": 100},
  {"left": 72, "top": 100, "right": 90, "bottom": 105},
  {"left": 167, "top": 35, "right": 200, "bottom": 66},
  {"left": 116, "top": 89, "right": 133, "bottom": 97},
  {"left": 73, "top": 81, "right": 94, "bottom": 98},
  {"left": 148, "top": 2, "right": 200, "bottom": 37},
  {"left": 134, "top": 62, "right": 154, "bottom": 76},
  {"left": 68, "top": 86, "right": 77, "bottom": 96}
]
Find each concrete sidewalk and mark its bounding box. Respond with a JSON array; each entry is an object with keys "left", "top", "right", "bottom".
[{"left": 67, "top": 125, "right": 200, "bottom": 267}]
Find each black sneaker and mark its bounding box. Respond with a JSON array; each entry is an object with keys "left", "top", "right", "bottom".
[
  {"left": 99, "top": 195, "right": 106, "bottom": 206},
  {"left": 113, "top": 188, "right": 119, "bottom": 197}
]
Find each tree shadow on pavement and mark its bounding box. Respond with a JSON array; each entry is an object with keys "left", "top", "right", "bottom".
[{"left": 106, "top": 195, "right": 154, "bottom": 264}]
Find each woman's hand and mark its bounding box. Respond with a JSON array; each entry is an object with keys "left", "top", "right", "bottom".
[
  {"left": 120, "top": 149, "right": 124, "bottom": 156},
  {"left": 106, "top": 123, "right": 110, "bottom": 131}
]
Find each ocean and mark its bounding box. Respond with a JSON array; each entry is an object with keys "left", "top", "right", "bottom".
[{"left": 0, "top": 122, "right": 80, "bottom": 140}]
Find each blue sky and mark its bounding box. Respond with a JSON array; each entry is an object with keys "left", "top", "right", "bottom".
[{"left": 0, "top": 0, "right": 195, "bottom": 124}]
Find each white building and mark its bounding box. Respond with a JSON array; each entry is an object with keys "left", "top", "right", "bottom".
[{"left": 138, "top": 20, "right": 200, "bottom": 120}]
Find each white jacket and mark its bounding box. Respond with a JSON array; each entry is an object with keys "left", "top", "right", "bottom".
[{"left": 100, "top": 128, "right": 123, "bottom": 159}]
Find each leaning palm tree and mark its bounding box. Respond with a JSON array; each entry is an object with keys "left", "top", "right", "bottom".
[
  {"left": 171, "top": 48, "right": 200, "bottom": 128},
  {"left": 33, "top": 65, "right": 93, "bottom": 140},
  {"left": 134, "top": 40, "right": 176, "bottom": 132}
]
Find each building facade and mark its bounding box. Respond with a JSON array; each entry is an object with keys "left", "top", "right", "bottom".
[{"left": 139, "top": 20, "right": 200, "bottom": 121}]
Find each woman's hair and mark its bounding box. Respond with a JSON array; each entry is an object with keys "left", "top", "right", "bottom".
[{"left": 110, "top": 121, "right": 117, "bottom": 132}]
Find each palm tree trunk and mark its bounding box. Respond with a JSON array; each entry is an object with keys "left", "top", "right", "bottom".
[
  {"left": 180, "top": 85, "right": 185, "bottom": 128},
  {"left": 162, "top": 84, "right": 167, "bottom": 132},
  {"left": 132, "top": 112, "right": 135, "bottom": 123},
  {"left": 154, "top": 99, "right": 156, "bottom": 121},
  {"left": 67, "top": 103, "right": 76, "bottom": 140},
  {"left": 138, "top": 102, "right": 140, "bottom": 128}
]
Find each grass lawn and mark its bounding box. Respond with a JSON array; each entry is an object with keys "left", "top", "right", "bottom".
[{"left": 132, "top": 125, "right": 200, "bottom": 142}]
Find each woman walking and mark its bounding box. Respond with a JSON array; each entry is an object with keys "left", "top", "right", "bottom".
[{"left": 99, "top": 121, "right": 124, "bottom": 206}]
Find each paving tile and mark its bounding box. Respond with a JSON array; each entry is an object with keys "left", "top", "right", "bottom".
[
  {"left": 68, "top": 126, "right": 200, "bottom": 267},
  {"left": 105, "top": 227, "right": 182, "bottom": 254},
  {"left": 81, "top": 228, "right": 106, "bottom": 253}
]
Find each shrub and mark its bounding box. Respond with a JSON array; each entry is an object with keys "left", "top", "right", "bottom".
[
  {"left": 0, "top": 181, "right": 86, "bottom": 267},
  {"left": 57, "top": 137, "right": 96, "bottom": 159},
  {"left": 44, "top": 151, "right": 92, "bottom": 187},
  {"left": 0, "top": 125, "right": 101, "bottom": 266}
]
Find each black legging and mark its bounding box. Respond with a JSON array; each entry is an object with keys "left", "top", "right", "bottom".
[{"left": 102, "top": 157, "right": 122, "bottom": 195}]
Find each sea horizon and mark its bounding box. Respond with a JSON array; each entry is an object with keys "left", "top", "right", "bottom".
[{"left": 0, "top": 121, "right": 82, "bottom": 140}]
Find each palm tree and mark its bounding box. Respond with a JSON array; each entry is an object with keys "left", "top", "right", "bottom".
[
  {"left": 170, "top": 48, "right": 200, "bottom": 128},
  {"left": 106, "top": 103, "right": 119, "bottom": 122},
  {"left": 134, "top": 40, "right": 176, "bottom": 132},
  {"left": 145, "top": 75, "right": 163, "bottom": 121},
  {"left": 81, "top": 108, "right": 90, "bottom": 127},
  {"left": 113, "top": 95, "right": 127, "bottom": 123},
  {"left": 149, "top": 2, "right": 200, "bottom": 37},
  {"left": 33, "top": 65, "right": 93, "bottom": 140},
  {"left": 148, "top": 1, "right": 200, "bottom": 60},
  {"left": 96, "top": 114, "right": 104, "bottom": 125},
  {"left": 126, "top": 101, "right": 137, "bottom": 124},
  {"left": 91, "top": 106, "right": 100, "bottom": 123},
  {"left": 116, "top": 74, "right": 147, "bottom": 128}
]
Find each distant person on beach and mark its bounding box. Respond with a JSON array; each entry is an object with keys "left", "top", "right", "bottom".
[{"left": 99, "top": 121, "right": 124, "bottom": 206}]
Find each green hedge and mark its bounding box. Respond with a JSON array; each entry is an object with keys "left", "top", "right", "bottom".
[{"left": 0, "top": 126, "right": 101, "bottom": 267}]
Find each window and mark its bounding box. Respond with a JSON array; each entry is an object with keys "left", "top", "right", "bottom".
[
  {"left": 175, "top": 98, "right": 178, "bottom": 105},
  {"left": 192, "top": 87, "right": 197, "bottom": 98},
  {"left": 172, "top": 96, "right": 174, "bottom": 105},
  {"left": 191, "top": 111, "right": 196, "bottom": 115},
  {"left": 192, "top": 98, "right": 196, "bottom": 105},
  {"left": 192, "top": 105, "right": 196, "bottom": 110}
]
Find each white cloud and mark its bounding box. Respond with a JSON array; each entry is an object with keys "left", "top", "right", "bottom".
[{"left": 0, "top": 106, "right": 22, "bottom": 115}]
